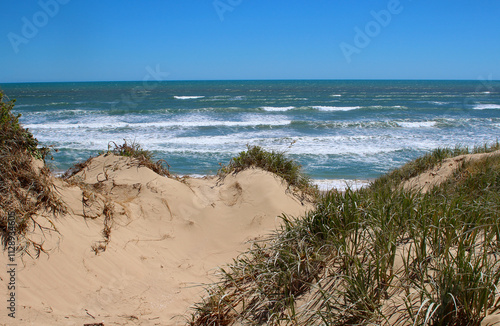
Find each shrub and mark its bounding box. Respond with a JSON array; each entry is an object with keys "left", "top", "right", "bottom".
[{"left": 0, "top": 91, "right": 65, "bottom": 256}]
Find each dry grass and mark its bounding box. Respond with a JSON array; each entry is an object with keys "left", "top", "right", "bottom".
[
  {"left": 107, "top": 140, "right": 172, "bottom": 177},
  {"left": 61, "top": 139, "right": 172, "bottom": 254},
  {"left": 0, "top": 91, "right": 66, "bottom": 256},
  {"left": 64, "top": 173, "right": 116, "bottom": 255},
  {"left": 62, "top": 139, "right": 172, "bottom": 180}
]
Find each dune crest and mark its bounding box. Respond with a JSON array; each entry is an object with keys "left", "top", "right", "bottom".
[
  {"left": 0, "top": 154, "right": 312, "bottom": 325},
  {"left": 403, "top": 149, "right": 500, "bottom": 193}
]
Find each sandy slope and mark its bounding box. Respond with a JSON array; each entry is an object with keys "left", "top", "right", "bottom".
[
  {"left": 403, "top": 149, "right": 500, "bottom": 193},
  {"left": 0, "top": 154, "right": 312, "bottom": 325}
]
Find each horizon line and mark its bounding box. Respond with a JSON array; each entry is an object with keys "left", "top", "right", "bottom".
[{"left": 1, "top": 78, "right": 498, "bottom": 84}]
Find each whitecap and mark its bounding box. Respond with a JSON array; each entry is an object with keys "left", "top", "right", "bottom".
[
  {"left": 25, "top": 119, "right": 292, "bottom": 130},
  {"left": 473, "top": 104, "right": 500, "bottom": 110},
  {"left": 260, "top": 106, "right": 295, "bottom": 112},
  {"left": 174, "top": 96, "right": 205, "bottom": 100},
  {"left": 311, "top": 106, "right": 361, "bottom": 111},
  {"left": 397, "top": 121, "right": 437, "bottom": 128}
]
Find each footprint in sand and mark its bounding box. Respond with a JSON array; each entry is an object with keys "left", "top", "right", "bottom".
[{"left": 218, "top": 182, "right": 243, "bottom": 206}]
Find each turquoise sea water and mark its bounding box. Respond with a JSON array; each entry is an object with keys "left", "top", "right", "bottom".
[{"left": 2, "top": 80, "right": 500, "bottom": 190}]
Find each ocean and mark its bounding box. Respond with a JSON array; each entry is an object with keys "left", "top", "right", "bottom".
[{"left": 2, "top": 80, "right": 500, "bottom": 190}]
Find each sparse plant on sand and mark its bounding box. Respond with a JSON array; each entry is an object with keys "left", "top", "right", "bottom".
[
  {"left": 62, "top": 139, "right": 172, "bottom": 179},
  {"left": 218, "top": 145, "right": 316, "bottom": 197},
  {"left": 190, "top": 143, "right": 500, "bottom": 325},
  {"left": 61, "top": 139, "right": 173, "bottom": 254},
  {"left": 107, "top": 140, "right": 172, "bottom": 177}
]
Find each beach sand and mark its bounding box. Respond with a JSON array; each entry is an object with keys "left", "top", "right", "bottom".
[
  {"left": 2, "top": 150, "right": 500, "bottom": 325},
  {"left": 0, "top": 154, "right": 312, "bottom": 325}
]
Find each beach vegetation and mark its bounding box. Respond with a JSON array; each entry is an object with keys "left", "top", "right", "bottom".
[
  {"left": 190, "top": 143, "right": 500, "bottom": 325},
  {"left": 107, "top": 140, "right": 172, "bottom": 177},
  {"left": 63, "top": 139, "right": 171, "bottom": 179},
  {"left": 0, "top": 91, "right": 66, "bottom": 255},
  {"left": 0, "top": 91, "right": 49, "bottom": 160},
  {"left": 373, "top": 142, "right": 500, "bottom": 189},
  {"left": 218, "top": 145, "right": 316, "bottom": 196}
]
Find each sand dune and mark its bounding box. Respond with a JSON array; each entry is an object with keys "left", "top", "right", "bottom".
[
  {"left": 403, "top": 149, "right": 500, "bottom": 193},
  {"left": 0, "top": 154, "right": 312, "bottom": 325}
]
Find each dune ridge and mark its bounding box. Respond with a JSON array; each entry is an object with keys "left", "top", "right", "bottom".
[
  {"left": 403, "top": 149, "right": 500, "bottom": 193},
  {"left": 0, "top": 153, "right": 312, "bottom": 326}
]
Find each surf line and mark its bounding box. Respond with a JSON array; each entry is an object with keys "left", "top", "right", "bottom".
[{"left": 6, "top": 212, "right": 17, "bottom": 318}]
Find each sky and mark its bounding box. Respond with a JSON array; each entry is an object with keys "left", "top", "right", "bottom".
[{"left": 1, "top": 0, "right": 499, "bottom": 82}]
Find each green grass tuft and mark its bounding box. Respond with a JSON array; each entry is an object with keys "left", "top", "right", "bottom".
[{"left": 218, "top": 145, "right": 316, "bottom": 196}]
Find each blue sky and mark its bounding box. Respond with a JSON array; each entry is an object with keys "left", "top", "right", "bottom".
[{"left": 1, "top": 0, "right": 499, "bottom": 82}]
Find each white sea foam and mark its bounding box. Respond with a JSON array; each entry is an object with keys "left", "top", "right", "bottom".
[
  {"left": 473, "top": 104, "right": 500, "bottom": 110},
  {"left": 397, "top": 121, "right": 437, "bottom": 128},
  {"left": 180, "top": 173, "right": 209, "bottom": 179},
  {"left": 261, "top": 106, "right": 295, "bottom": 112},
  {"left": 313, "top": 179, "right": 370, "bottom": 192},
  {"left": 370, "top": 105, "right": 406, "bottom": 109},
  {"left": 311, "top": 106, "right": 361, "bottom": 112},
  {"left": 174, "top": 96, "right": 205, "bottom": 100},
  {"left": 330, "top": 94, "right": 342, "bottom": 97},
  {"left": 17, "top": 102, "right": 72, "bottom": 107},
  {"left": 34, "top": 128, "right": 479, "bottom": 162},
  {"left": 25, "top": 119, "right": 292, "bottom": 130}
]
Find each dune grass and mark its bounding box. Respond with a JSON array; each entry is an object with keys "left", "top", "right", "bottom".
[
  {"left": 189, "top": 143, "right": 500, "bottom": 325},
  {"left": 372, "top": 141, "right": 500, "bottom": 190},
  {"left": 0, "top": 91, "right": 66, "bottom": 255},
  {"left": 218, "top": 145, "right": 316, "bottom": 196}
]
